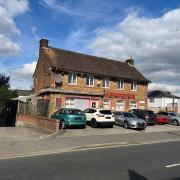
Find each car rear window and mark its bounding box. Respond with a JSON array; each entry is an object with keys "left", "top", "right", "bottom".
[
  {"left": 99, "top": 110, "right": 112, "bottom": 115},
  {"left": 67, "top": 110, "right": 84, "bottom": 115}
]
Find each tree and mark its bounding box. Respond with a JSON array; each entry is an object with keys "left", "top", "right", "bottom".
[{"left": 0, "top": 74, "right": 17, "bottom": 114}]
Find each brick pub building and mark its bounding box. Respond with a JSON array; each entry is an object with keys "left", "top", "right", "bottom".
[{"left": 33, "top": 39, "right": 150, "bottom": 116}]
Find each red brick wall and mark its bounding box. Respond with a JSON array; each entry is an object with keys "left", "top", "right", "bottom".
[{"left": 16, "top": 114, "right": 60, "bottom": 133}]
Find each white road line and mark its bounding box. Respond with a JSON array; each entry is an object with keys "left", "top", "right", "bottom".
[{"left": 166, "top": 163, "right": 180, "bottom": 168}]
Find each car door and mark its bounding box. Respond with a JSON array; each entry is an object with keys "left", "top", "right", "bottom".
[
  {"left": 114, "top": 112, "right": 121, "bottom": 125},
  {"left": 84, "top": 109, "right": 91, "bottom": 122},
  {"left": 118, "top": 112, "right": 125, "bottom": 126},
  {"left": 52, "top": 109, "right": 63, "bottom": 120}
]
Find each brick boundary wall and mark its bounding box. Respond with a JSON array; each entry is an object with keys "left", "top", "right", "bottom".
[{"left": 16, "top": 114, "right": 60, "bottom": 133}]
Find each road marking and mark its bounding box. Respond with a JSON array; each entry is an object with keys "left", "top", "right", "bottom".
[{"left": 166, "top": 163, "right": 180, "bottom": 168}]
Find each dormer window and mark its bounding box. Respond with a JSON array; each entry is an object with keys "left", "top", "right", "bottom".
[
  {"left": 131, "top": 81, "right": 137, "bottom": 91},
  {"left": 118, "top": 80, "right": 124, "bottom": 90},
  {"left": 103, "top": 78, "right": 109, "bottom": 88},
  {"left": 68, "top": 73, "right": 77, "bottom": 85},
  {"left": 86, "top": 75, "right": 94, "bottom": 87}
]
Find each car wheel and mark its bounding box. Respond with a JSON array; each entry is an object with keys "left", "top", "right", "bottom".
[
  {"left": 91, "top": 119, "right": 98, "bottom": 128},
  {"left": 61, "top": 121, "right": 66, "bottom": 129},
  {"left": 173, "top": 120, "right": 179, "bottom": 126},
  {"left": 124, "top": 121, "right": 129, "bottom": 129}
]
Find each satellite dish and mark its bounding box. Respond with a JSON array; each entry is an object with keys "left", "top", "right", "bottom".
[{"left": 55, "top": 74, "right": 62, "bottom": 84}]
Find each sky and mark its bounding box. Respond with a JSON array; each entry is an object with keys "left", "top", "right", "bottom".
[{"left": 0, "top": 0, "right": 180, "bottom": 95}]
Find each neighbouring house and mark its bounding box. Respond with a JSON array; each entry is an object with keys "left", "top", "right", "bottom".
[
  {"left": 0, "top": 89, "right": 33, "bottom": 127},
  {"left": 33, "top": 39, "right": 150, "bottom": 117},
  {"left": 148, "top": 90, "right": 180, "bottom": 113}
]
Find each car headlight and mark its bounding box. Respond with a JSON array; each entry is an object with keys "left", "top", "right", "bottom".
[{"left": 130, "top": 121, "right": 137, "bottom": 125}]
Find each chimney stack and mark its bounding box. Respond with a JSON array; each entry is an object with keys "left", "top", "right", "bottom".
[
  {"left": 40, "top": 38, "right": 49, "bottom": 48},
  {"left": 125, "top": 57, "right": 134, "bottom": 67}
]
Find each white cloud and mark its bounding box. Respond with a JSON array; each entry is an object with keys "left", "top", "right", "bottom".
[
  {"left": 0, "top": 0, "right": 29, "bottom": 56},
  {"left": 12, "top": 61, "right": 37, "bottom": 78},
  {"left": 40, "top": 0, "right": 79, "bottom": 16},
  {"left": 0, "top": 35, "right": 21, "bottom": 55},
  {"left": 90, "top": 8, "right": 180, "bottom": 95},
  {"left": 31, "top": 26, "right": 39, "bottom": 41}
]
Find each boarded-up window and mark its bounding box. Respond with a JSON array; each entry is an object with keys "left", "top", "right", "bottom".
[{"left": 56, "top": 98, "right": 62, "bottom": 108}]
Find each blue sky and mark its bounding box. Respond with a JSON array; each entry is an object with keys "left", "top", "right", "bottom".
[{"left": 0, "top": 0, "right": 180, "bottom": 95}]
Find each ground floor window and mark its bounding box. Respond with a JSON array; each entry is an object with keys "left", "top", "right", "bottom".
[
  {"left": 65, "top": 98, "right": 75, "bottom": 108},
  {"left": 116, "top": 100, "right": 124, "bottom": 111},
  {"left": 130, "top": 101, "right": 137, "bottom": 109},
  {"left": 103, "top": 99, "right": 110, "bottom": 109}
]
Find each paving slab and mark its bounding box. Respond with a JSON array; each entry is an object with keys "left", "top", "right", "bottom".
[{"left": 0, "top": 127, "right": 50, "bottom": 142}]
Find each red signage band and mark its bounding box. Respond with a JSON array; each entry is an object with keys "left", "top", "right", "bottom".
[{"left": 105, "top": 91, "right": 136, "bottom": 100}]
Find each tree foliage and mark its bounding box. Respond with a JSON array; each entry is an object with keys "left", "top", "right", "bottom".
[{"left": 0, "top": 74, "right": 17, "bottom": 114}]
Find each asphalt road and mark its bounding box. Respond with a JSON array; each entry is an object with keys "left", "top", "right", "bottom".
[{"left": 1, "top": 141, "right": 180, "bottom": 180}]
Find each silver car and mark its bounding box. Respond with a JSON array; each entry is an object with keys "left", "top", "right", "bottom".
[
  {"left": 157, "top": 112, "right": 180, "bottom": 126},
  {"left": 114, "top": 112, "right": 147, "bottom": 130}
]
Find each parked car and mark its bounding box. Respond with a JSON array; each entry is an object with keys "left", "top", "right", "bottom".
[
  {"left": 114, "top": 111, "right": 147, "bottom": 130},
  {"left": 157, "top": 112, "right": 180, "bottom": 126},
  {"left": 83, "top": 108, "right": 114, "bottom": 128},
  {"left": 129, "top": 109, "right": 156, "bottom": 125},
  {"left": 156, "top": 114, "right": 169, "bottom": 124},
  {"left": 51, "top": 108, "right": 86, "bottom": 129}
]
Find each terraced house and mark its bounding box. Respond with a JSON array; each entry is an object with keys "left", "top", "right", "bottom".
[{"left": 33, "top": 39, "right": 150, "bottom": 116}]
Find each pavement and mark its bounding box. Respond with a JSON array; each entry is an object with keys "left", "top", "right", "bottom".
[{"left": 1, "top": 124, "right": 180, "bottom": 159}]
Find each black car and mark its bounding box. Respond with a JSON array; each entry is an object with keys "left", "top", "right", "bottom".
[{"left": 129, "top": 109, "right": 156, "bottom": 125}]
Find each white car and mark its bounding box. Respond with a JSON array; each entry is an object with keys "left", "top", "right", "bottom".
[{"left": 83, "top": 108, "right": 115, "bottom": 128}]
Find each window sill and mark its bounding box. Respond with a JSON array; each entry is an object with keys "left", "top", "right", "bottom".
[{"left": 67, "top": 83, "right": 77, "bottom": 86}]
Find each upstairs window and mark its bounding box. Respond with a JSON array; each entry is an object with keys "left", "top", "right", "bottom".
[
  {"left": 131, "top": 81, "right": 137, "bottom": 91},
  {"left": 86, "top": 75, "right": 94, "bottom": 87},
  {"left": 103, "top": 78, "right": 109, "bottom": 88},
  {"left": 118, "top": 80, "right": 124, "bottom": 90},
  {"left": 149, "top": 98, "right": 154, "bottom": 102},
  {"left": 68, "top": 73, "right": 77, "bottom": 85}
]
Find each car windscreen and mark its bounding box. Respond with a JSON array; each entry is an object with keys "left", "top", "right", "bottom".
[
  {"left": 122, "top": 112, "right": 136, "bottom": 118},
  {"left": 99, "top": 110, "right": 112, "bottom": 115},
  {"left": 67, "top": 110, "right": 84, "bottom": 115},
  {"left": 168, "top": 112, "right": 176, "bottom": 116}
]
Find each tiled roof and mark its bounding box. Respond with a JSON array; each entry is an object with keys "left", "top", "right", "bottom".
[{"left": 45, "top": 46, "right": 150, "bottom": 83}]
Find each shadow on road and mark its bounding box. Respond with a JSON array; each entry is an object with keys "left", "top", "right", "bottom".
[{"left": 128, "top": 169, "right": 148, "bottom": 180}]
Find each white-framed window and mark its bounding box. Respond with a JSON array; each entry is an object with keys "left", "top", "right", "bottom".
[
  {"left": 116, "top": 100, "right": 124, "bottom": 111},
  {"left": 65, "top": 98, "right": 75, "bottom": 108},
  {"left": 149, "top": 98, "right": 154, "bottom": 102},
  {"left": 130, "top": 101, "right": 137, "bottom": 109},
  {"left": 68, "top": 73, "right": 77, "bottom": 85},
  {"left": 131, "top": 81, "right": 137, "bottom": 91},
  {"left": 102, "top": 78, "right": 109, "bottom": 88},
  {"left": 103, "top": 99, "right": 110, "bottom": 109},
  {"left": 118, "top": 80, "right": 124, "bottom": 90},
  {"left": 86, "top": 75, "right": 94, "bottom": 87}
]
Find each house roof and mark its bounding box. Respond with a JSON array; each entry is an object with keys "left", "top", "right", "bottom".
[
  {"left": 15, "top": 89, "right": 32, "bottom": 96},
  {"left": 45, "top": 46, "right": 150, "bottom": 83},
  {"left": 148, "top": 90, "right": 180, "bottom": 99}
]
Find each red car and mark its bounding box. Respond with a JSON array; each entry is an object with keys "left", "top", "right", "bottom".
[{"left": 156, "top": 115, "right": 169, "bottom": 124}]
